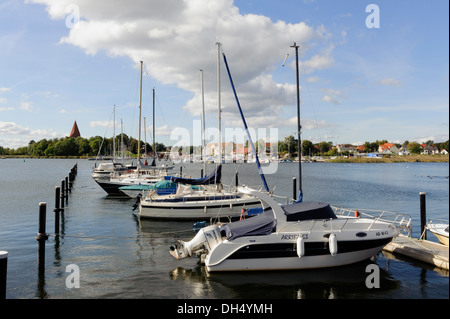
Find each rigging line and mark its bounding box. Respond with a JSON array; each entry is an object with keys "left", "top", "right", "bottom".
[
  {"left": 222, "top": 52, "right": 270, "bottom": 193},
  {"left": 96, "top": 108, "right": 115, "bottom": 159}
]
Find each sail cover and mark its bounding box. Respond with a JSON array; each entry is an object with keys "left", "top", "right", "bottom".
[
  {"left": 283, "top": 201, "right": 336, "bottom": 222},
  {"left": 171, "top": 165, "right": 222, "bottom": 185},
  {"left": 222, "top": 208, "right": 276, "bottom": 240}
]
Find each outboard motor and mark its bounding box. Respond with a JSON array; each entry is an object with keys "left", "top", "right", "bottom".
[{"left": 169, "top": 225, "right": 222, "bottom": 260}]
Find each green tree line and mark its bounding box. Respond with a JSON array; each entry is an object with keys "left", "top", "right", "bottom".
[
  {"left": 1, "top": 134, "right": 448, "bottom": 157},
  {"left": 0, "top": 133, "right": 166, "bottom": 157}
]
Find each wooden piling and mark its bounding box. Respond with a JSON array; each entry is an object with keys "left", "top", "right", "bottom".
[
  {"left": 54, "top": 186, "right": 61, "bottom": 235},
  {"left": 36, "top": 202, "right": 48, "bottom": 275},
  {"left": 61, "top": 179, "right": 65, "bottom": 210},
  {"left": 36, "top": 202, "right": 48, "bottom": 241},
  {"left": 65, "top": 176, "right": 70, "bottom": 199},
  {"left": 235, "top": 172, "right": 239, "bottom": 187},
  {"left": 420, "top": 192, "right": 427, "bottom": 240},
  {"left": 0, "top": 251, "right": 7, "bottom": 299}
]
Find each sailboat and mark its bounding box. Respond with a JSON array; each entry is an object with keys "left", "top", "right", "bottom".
[
  {"left": 91, "top": 106, "right": 138, "bottom": 181},
  {"left": 139, "top": 53, "right": 261, "bottom": 219},
  {"left": 94, "top": 62, "right": 172, "bottom": 196},
  {"left": 168, "top": 43, "right": 412, "bottom": 272},
  {"left": 139, "top": 164, "right": 261, "bottom": 220}
]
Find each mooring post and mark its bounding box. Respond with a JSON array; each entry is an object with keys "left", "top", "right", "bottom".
[
  {"left": 293, "top": 177, "right": 297, "bottom": 201},
  {"left": 235, "top": 172, "right": 239, "bottom": 187},
  {"left": 36, "top": 202, "right": 48, "bottom": 241},
  {"left": 54, "top": 186, "right": 61, "bottom": 235},
  {"left": 36, "top": 202, "right": 48, "bottom": 275},
  {"left": 201, "top": 169, "right": 203, "bottom": 178},
  {"left": 0, "top": 251, "right": 7, "bottom": 299},
  {"left": 180, "top": 166, "right": 182, "bottom": 177},
  {"left": 65, "top": 176, "right": 70, "bottom": 197},
  {"left": 61, "top": 179, "right": 65, "bottom": 210},
  {"left": 420, "top": 192, "right": 427, "bottom": 240}
]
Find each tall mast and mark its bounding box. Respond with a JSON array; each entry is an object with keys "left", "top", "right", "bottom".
[
  {"left": 153, "top": 87, "right": 156, "bottom": 163},
  {"left": 200, "top": 69, "right": 206, "bottom": 173},
  {"left": 138, "top": 61, "right": 143, "bottom": 170},
  {"left": 113, "top": 104, "right": 116, "bottom": 161},
  {"left": 291, "top": 42, "right": 302, "bottom": 201},
  {"left": 216, "top": 42, "right": 222, "bottom": 164},
  {"left": 144, "top": 116, "right": 147, "bottom": 164},
  {"left": 121, "top": 119, "right": 124, "bottom": 163}
]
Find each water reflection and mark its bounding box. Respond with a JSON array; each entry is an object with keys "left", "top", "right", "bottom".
[{"left": 169, "top": 257, "right": 401, "bottom": 299}]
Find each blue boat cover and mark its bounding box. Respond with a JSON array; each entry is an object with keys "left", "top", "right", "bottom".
[
  {"left": 222, "top": 208, "right": 276, "bottom": 240},
  {"left": 171, "top": 165, "right": 222, "bottom": 185},
  {"left": 283, "top": 201, "right": 336, "bottom": 221}
]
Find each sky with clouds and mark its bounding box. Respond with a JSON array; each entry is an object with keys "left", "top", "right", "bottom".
[{"left": 0, "top": 0, "right": 448, "bottom": 149}]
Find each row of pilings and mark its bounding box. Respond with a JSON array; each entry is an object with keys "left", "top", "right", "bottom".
[{"left": 0, "top": 163, "right": 78, "bottom": 299}]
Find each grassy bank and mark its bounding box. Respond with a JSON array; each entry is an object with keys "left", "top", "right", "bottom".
[{"left": 327, "top": 154, "right": 449, "bottom": 163}]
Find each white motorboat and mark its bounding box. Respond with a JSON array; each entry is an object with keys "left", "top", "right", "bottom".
[
  {"left": 139, "top": 165, "right": 261, "bottom": 220},
  {"left": 427, "top": 220, "right": 449, "bottom": 245},
  {"left": 169, "top": 186, "right": 411, "bottom": 272},
  {"left": 168, "top": 46, "right": 412, "bottom": 272}
]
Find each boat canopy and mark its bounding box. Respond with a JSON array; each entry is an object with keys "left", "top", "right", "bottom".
[
  {"left": 171, "top": 165, "right": 222, "bottom": 185},
  {"left": 222, "top": 208, "right": 277, "bottom": 240},
  {"left": 283, "top": 201, "right": 337, "bottom": 222}
]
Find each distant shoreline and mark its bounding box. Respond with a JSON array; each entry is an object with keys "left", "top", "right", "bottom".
[
  {"left": 325, "top": 154, "right": 449, "bottom": 163},
  {"left": 1, "top": 154, "right": 448, "bottom": 163}
]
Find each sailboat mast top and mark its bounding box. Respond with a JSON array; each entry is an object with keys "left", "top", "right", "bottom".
[
  {"left": 153, "top": 87, "right": 156, "bottom": 161},
  {"left": 138, "top": 61, "right": 143, "bottom": 167},
  {"left": 216, "top": 42, "right": 222, "bottom": 164}
]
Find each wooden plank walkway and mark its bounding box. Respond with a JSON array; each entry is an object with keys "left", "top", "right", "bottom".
[{"left": 383, "top": 234, "right": 449, "bottom": 270}]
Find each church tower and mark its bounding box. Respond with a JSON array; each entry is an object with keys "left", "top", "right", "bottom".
[{"left": 69, "top": 121, "right": 81, "bottom": 138}]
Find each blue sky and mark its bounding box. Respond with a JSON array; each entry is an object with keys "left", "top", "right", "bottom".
[{"left": 0, "top": 0, "right": 448, "bottom": 149}]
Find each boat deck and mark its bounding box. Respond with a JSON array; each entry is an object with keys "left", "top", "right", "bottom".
[{"left": 383, "top": 234, "right": 449, "bottom": 270}]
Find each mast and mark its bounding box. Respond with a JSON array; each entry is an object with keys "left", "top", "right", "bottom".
[
  {"left": 153, "top": 87, "right": 156, "bottom": 163},
  {"left": 121, "top": 119, "right": 124, "bottom": 163},
  {"left": 144, "top": 116, "right": 147, "bottom": 165},
  {"left": 200, "top": 69, "right": 206, "bottom": 174},
  {"left": 291, "top": 42, "right": 302, "bottom": 201},
  {"left": 138, "top": 61, "right": 143, "bottom": 171},
  {"left": 216, "top": 42, "right": 222, "bottom": 164},
  {"left": 113, "top": 104, "right": 116, "bottom": 161}
]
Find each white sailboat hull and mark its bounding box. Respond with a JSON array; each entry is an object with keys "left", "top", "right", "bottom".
[{"left": 139, "top": 196, "right": 261, "bottom": 220}]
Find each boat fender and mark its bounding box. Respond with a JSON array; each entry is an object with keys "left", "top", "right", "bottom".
[
  {"left": 229, "top": 203, "right": 233, "bottom": 210},
  {"left": 204, "top": 206, "right": 207, "bottom": 214},
  {"left": 296, "top": 236, "right": 305, "bottom": 258},
  {"left": 329, "top": 233, "right": 338, "bottom": 256},
  {"left": 355, "top": 210, "right": 360, "bottom": 217}
]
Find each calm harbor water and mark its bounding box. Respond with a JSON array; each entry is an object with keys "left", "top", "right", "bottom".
[{"left": 0, "top": 158, "right": 448, "bottom": 300}]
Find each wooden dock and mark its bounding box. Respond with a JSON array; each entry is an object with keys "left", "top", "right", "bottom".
[{"left": 383, "top": 235, "right": 449, "bottom": 270}]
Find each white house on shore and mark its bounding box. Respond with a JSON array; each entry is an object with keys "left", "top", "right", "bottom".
[{"left": 378, "top": 143, "right": 399, "bottom": 155}]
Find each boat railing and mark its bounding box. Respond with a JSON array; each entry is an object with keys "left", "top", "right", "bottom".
[{"left": 332, "top": 206, "right": 412, "bottom": 236}]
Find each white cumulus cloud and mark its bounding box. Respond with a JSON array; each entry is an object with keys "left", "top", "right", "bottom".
[{"left": 29, "top": 0, "right": 335, "bottom": 130}]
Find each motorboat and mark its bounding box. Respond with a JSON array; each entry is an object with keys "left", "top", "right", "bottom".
[
  {"left": 139, "top": 165, "right": 261, "bottom": 220},
  {"left": 426, "top": 220, "right": 449, "bottom": 245},
  {"left": 168, "top": 48, "right": 412, "bottom": 272},
  {"left": 169, "top": 186, "right": 411, "bottom": 272}
]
